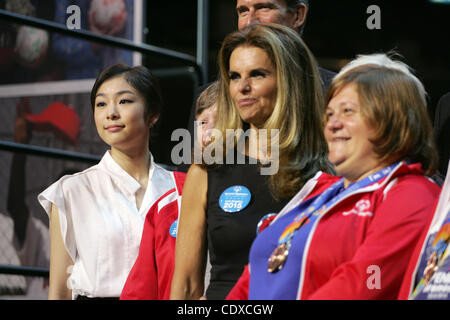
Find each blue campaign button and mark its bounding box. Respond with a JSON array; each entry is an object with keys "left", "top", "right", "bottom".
[
  {"left": 169, "top": 219, "right": 178, "bottom": 238},
  {"left": 219, "top": 185, "right": 251, "bottom": 213}
]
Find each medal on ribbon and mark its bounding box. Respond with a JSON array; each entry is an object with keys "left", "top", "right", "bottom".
[
  {"left": 267, "top": 162, "right": 400, "bottom": 274},
  {"left": 268, "top": 215, "right": 311, "bottom": 273}
]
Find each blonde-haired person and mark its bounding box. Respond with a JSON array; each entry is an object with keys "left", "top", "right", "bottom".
[
  {"left": 214, "top": 22, "right": 331, "bottom": 197},
  {"left": 195, "top": 81, "right": 219, "bottom": 149},
  {"left": 170, "top": 23, "right": 333, "bottom": 300},
  {"left": 227, "top": 53, "right": 441, "bottom": 300}
]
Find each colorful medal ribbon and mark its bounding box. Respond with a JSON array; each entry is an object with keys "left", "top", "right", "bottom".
[
  {"left": 267, "top": 162, "right": 400, "bottom": 273},
  {"left": 411, "top": 212, "right": 450, "bottom": 299}
]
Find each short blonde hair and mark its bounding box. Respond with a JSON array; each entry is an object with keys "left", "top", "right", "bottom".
[
  {"left": 326, "top": 53, "right": 438, "bottom": 175},
  {"left": 195, "top": 81, "right": 219, "bottom": 117}
]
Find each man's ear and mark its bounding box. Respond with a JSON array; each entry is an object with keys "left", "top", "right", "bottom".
[{"left": 293, "top": 4, "right": 308, "bottom": 31}]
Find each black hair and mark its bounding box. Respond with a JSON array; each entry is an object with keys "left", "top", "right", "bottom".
[
  {"left": 285, "top": 0, "right": 309, "bottom": 36},
  {"left": 90, "top": 63, "right": 163, "bottom": 123}
]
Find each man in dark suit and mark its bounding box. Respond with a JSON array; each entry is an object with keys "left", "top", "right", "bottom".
[
  {"left": 181, "top": 0, "right": 336, "bottom": 172},
  {"left": 236, "top": 0, "right": 335, "bottom": 90},
  {"left": 434, "top": 92, "right": 450, "bottom": 178}
]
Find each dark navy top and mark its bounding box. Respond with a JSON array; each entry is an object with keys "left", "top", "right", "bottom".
[{"left": 205, "top": 156, "right": 289, "bottom": 300}]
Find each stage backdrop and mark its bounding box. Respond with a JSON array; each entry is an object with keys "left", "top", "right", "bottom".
[{"left": 0, "top": 0, "right": 143, "bottom": 299}]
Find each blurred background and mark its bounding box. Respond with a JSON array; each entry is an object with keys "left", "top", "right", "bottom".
[
  {"left": 0, "top": 0, "right": 449, "bottom": 299},
  {"left": 146, "top": 0, "right": 450, "bottom": 165}
]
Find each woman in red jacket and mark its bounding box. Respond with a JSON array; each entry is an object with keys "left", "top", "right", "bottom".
[{"left": 227, "top": 53, "right": 441, "bottom": 300}]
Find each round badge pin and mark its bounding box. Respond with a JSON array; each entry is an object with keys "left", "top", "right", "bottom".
[
  {"left": 256, "top": 213, "right": 278, "bottom": 234},
  {"left": 169, "top": 219, "right": 178, "bottom": 238},
  {"left": 219, "top": 185, "right": 251, "bottom": 213}
]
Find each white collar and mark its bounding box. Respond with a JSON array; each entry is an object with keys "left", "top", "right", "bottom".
[{"left": 98, "top": 150, "right": 155, "bottom": 198}]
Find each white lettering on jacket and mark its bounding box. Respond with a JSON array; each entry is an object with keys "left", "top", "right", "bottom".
[{"left": 342, "top": 199, "right": 373, "bottom": 217}]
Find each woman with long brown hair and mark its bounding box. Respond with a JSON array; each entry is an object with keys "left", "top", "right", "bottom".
[{"left": 170, "top": 23, "right": 333, "bottom": 300}]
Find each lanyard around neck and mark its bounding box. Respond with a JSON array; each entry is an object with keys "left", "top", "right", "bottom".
[
  {"left": 277, "top": 162, "right": 400, "bottom": 246},
  {"left": 268, "top": 162, "right": 400, "bottom": 273}
]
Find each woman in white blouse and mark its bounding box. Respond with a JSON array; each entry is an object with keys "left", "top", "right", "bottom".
[{"left": 39, "top": 64, "right": 181, "bottom": 299}]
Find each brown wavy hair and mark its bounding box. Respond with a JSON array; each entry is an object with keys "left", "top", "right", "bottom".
[
  {"left": 213, "top": 23, "right": 333, "bottom": 200},
  {"left": 325, "top": 59, "right": 438, "bottom": 176}
]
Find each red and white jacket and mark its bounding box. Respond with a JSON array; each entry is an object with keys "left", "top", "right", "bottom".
[
  {"left": 227, "top": 162, "right": 441, "bottom": 300},
  {"left": 120, "top": 171, "right": 186, "bottom": 300}
]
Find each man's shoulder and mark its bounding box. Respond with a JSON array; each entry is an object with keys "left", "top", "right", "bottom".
[
  {"left": 318, "top": 67, "right": 336, "bottom": 92},
  {"left": 438, "top": 92, "right": 450, "bottom": 106},
  {"left": 435, "top": 92, "right": 450, "bottom": 121}
]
